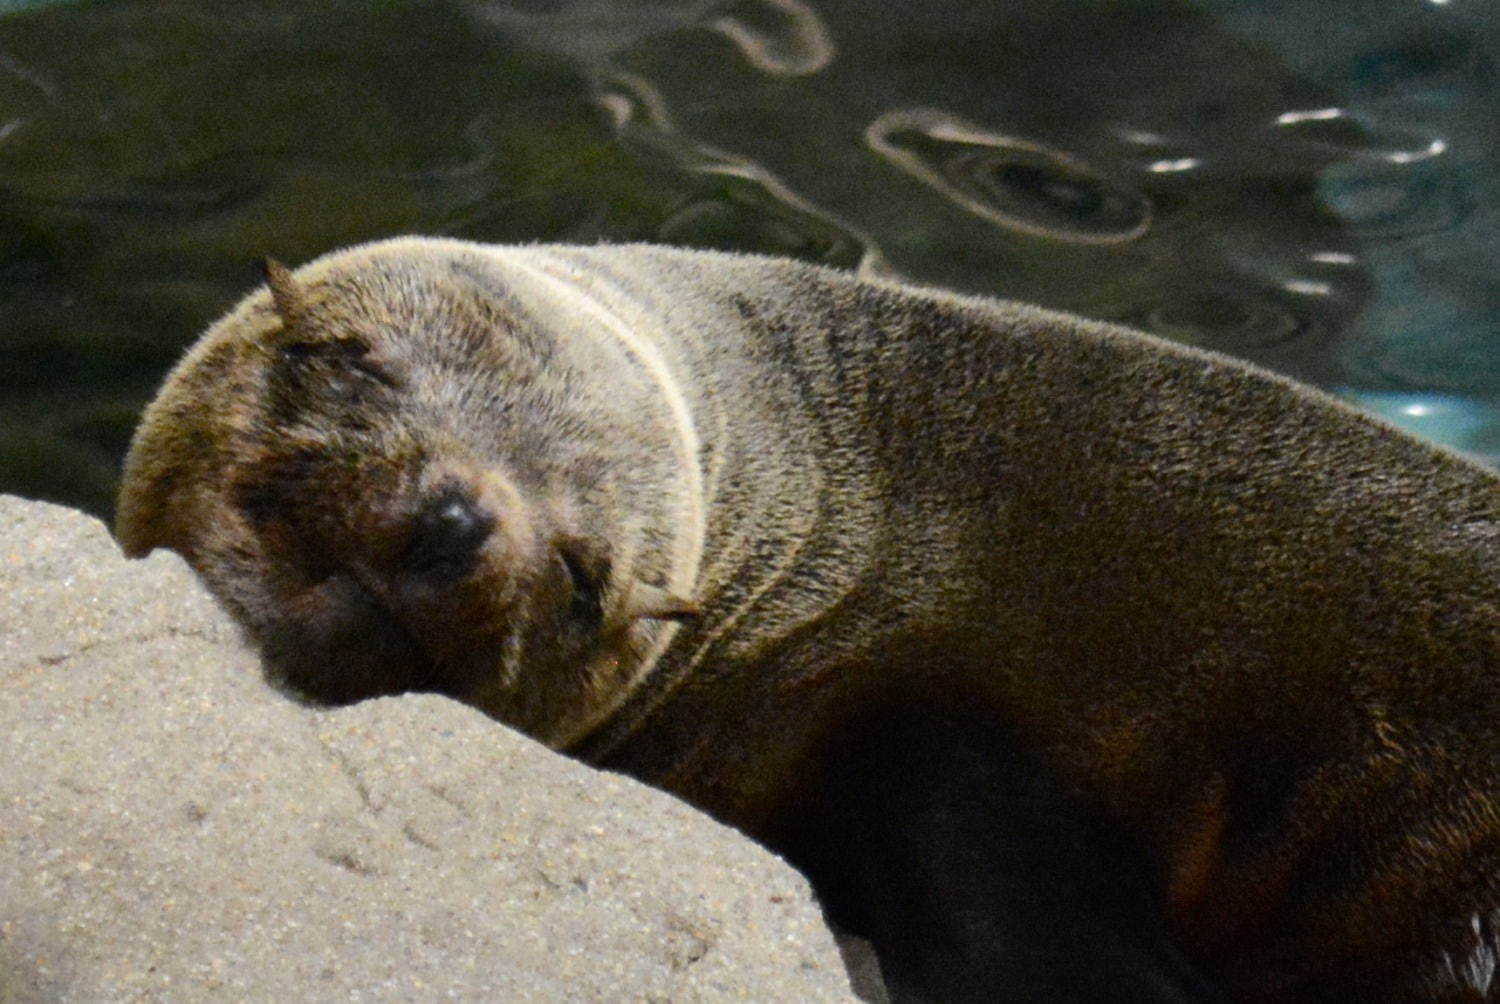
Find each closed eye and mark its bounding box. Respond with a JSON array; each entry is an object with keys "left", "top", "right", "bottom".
[
  {"left": 557, "top": 545, "right": 605, "bottom": 629},
  {"left": 350, "top": 354, "right": 404, "bottom": 389},
  {"left": 277, "top": 338, "right": 406, "bottom": 390}
]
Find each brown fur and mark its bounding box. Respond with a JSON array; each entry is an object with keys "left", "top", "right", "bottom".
[{"left": 119, "top": 237, "right": 1500, "bottom": 1000}]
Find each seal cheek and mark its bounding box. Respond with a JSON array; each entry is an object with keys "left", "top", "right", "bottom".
[{"left": 262, "top": 572, "right": 435, "bottom": 705}]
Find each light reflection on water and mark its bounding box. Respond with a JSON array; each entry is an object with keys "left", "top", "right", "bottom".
[
  {"left": 1342, "top": 391, "right": 1500, "bottom": 467},
  {"left": 0, "top": 0, "right": 1494, "bottom": 512}
]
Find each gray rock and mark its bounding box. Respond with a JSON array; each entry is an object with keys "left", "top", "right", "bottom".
[{"left": 0, "top": 495, "right": 856, "bottom": 1002}]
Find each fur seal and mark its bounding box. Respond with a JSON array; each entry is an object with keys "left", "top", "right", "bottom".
[{"left": 118, "top": 237, "right": 1500, "bottom": 1001}]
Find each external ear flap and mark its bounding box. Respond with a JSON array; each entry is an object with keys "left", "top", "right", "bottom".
[
  {"left": 115, "top": 400, "right": 197, "bottom": 559},
  {"left": 626, "top": 581, "right": 700, "bottom": 623},
  {"left": 114, "top": 466, "right": 166, "bottom": 558},
  {"left": 262, "top": 258, "right": 305, "bottom": 328}
]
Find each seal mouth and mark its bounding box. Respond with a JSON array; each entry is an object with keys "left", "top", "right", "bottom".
[{"left": 260, "top": 570, "right": 442, "bottom": 706}]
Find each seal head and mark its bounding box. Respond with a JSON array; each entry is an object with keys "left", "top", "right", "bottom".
[{"left": 118, "top": 242, "right": 697, "bottom": 744}]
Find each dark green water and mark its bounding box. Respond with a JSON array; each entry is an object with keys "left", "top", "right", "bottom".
[{"left": 1, "top": 0, "right": 1495, "bottom": 516}]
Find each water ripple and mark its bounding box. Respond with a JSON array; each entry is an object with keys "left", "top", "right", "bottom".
[
  {"left": 866, "top": 108, "right": 1152, "bottom": 245},
  {"left": 1346, "top": 27, "right": 1495, "bottom": 101},
  {"left": 599, "top": 73, "right": 886, "bottom": 274},
  {"left": 17, "top": 159, "right": 268, "bottom": 221},
  {"left": 468, "top": 0, "right": 720, "bottom": 66},
  {"left": 706, "top": 0, "right": 834, "bottom": 76},
  {"left": 1363, "top": 319, "right": 1500, "bottom": 394},
  {"left": 468, "top": 0, "right": 832, "bottom": 77},
  {"left": 0, "top": 50, "right": 57, "bottom": 98},
  {"left": 1319, "top": 161, "right": 1472, "bottom": 238},
  {"left": 1273, "top": 105, "right": 1448, "bottom": 165},
  {"left": 1137, "top": 288, "right": 1308, "bottom": 350},
  {"left": 1340, "top": 390, "right": 1499, "bottom": 466}
]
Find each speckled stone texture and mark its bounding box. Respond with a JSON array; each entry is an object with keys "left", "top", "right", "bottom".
[{"left": 0, "top": 495, "right": 857, "bottom": 1002}]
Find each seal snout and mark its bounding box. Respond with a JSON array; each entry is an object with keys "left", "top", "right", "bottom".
[{"left": 404, "top": 488, "right": 495, "bottom": 582}]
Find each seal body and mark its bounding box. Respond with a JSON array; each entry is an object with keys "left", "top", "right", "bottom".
[{"left": 119, "top": 238, "right": 1500, "bottom": 1001}]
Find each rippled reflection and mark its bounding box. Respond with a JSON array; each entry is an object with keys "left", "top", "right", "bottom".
[
  {"left": 706, "top": 0, "right": 833, "bottom": 76},
  {"left": 1345, "top": 27, "right": 1494, "bottom": 101},
  {"left": 867, "top": 109, "right": 1153, "bottom": 245},
  {"left": 469, "top": 0, "right": 833, "bottom": 75},
  {"left": 1274, "top": 106, "right": 1448, "bottom": 166},
  {"left": 0, "top": 0, "right": 1494, "bottom": 511},
  {"left": 599, "top": 73, "right": 884, "bottom": 273},
  {"left": 1320, "top": 162, "right": 1473, "bottom": 237},
  {"left": 1139, "top": 289, "right": 1307, "bottom": 351},
  {"left": 1341, "top": 390, "right": 1500, "bottom": 467}
]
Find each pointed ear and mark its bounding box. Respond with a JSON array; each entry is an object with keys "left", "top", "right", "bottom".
[
  {"left": 262, "top": 258, "right": 305, "bottom": 327},
  {"left": 625, "top": 581, "right": 700, "bottom": 623}
]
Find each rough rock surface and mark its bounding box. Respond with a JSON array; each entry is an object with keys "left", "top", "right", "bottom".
[{"left": 0, "top": 495, "right": 857, "bottom": 1001}]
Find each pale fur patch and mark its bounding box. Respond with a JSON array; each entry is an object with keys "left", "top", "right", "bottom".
[{"left": 498, "top": 248, "right": 707, "bottom": 743}]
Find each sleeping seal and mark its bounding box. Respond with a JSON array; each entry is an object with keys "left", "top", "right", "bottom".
[{"left": 117, "top": 237, "right": 1500, "bottom": 1001}]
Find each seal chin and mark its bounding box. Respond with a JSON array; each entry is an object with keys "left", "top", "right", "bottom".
[
  {"left": 260, "top": 571, "right": 439, "bottom": 706},
  {"left": 259, "top": 559, "right": 522, "bottom": 713}
]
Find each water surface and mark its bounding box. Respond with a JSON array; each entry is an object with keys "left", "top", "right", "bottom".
[{"left": 0, "top": 0, "right": 1494, "bottom": 514}]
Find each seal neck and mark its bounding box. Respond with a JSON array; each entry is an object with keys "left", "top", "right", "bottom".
[{"left": 497, "top": 248, "right": 710, "bottom": 749}]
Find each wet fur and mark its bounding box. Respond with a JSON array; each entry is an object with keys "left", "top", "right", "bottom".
[{"left": 120, "top": 237, "right": 1500, "bottom": 1000}]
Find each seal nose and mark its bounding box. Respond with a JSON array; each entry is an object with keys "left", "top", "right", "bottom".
[{"left": 405, "top": 490, "right": 494, "bottom": 579}]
